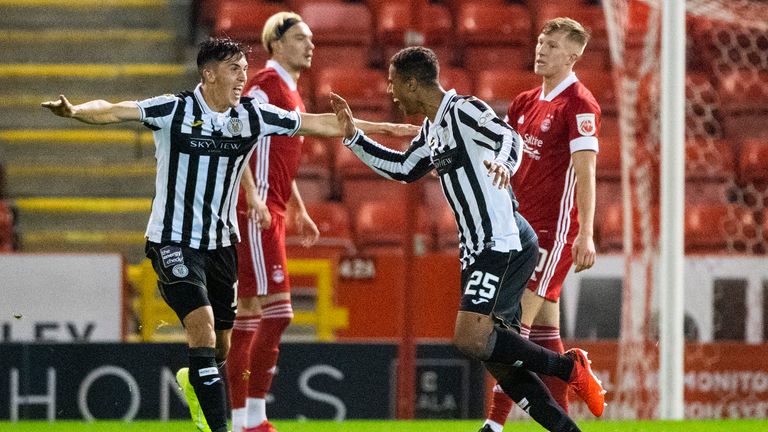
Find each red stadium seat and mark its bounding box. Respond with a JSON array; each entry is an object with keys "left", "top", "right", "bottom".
[
  {"left": 353, "top": 200, "right": 430, "bottom": 252},
  {"left": 596, "top": 114, "right": 620, "bottom": 180},
  {"left": 739, "top": 138, "right": 768, "bottom": 183},
  {"left": 717, "top": 70, "right": 768, "bottom": 114},
  {"left": 286, "top": 200, "right": 357, "bottom": 258},
  {"left": 374, "top": 1, "right": 453, "bottom": 46},
  {"left": 685, "top": 139, "right": 735, "bottom": 182},
  {"left": 299, "top": 1, "right": 373, "bottom": 46},
  {"left": 296, "top": 136, "right": 334, "bottom": 203},
  {"left": 213, "top": 1, "right": 284, "bottom": 43},
  {"left": 685, "top": 203, "right": 731, "bottom": 252},
  {"left": 434, "top": 200, "right": 459, "bottom": 252},
  {"left": 576, "top": 66, "right": 616, "bottom": 114},
  {"left": 456, "top": 2, "right": 533, "bottom": 71},
  {"left": 456, "top": 2, "right": 531, "bottom": 45},
  {"left": 313, "top": 67, "right": 389, "bottom": 112},
  {"left": 440, "top": 67, "right": 473, "bottom": 95},
  {"left": 474, "top": 69, "right": 540, "bottom": 114},
  {"left": 596, "top": 200, "right": 623, "bottom": 251}
]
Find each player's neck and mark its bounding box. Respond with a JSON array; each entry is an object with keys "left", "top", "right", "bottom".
[
  {"left": 423, "top": 87, "right": 446, "bottom": 122},
  {"left": 199, "top": 84, "right": 229, "bottom": 113},
  {"left": 273, "top": 58, "right": 301, "bottom": 83},
  {"left": 542, "top": 69, "right": 573, "bottom": 95}
]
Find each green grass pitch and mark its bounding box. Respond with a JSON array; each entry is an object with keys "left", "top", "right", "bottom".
[{"left": 2, "top": 420, "right": 766, "bottom": 431}]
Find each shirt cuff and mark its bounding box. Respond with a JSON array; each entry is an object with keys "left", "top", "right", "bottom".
[
  {"left": 342, "top": 128, "right": 363, "bottom": 147},
  {"left": 570, "top": 136, "right": 599, "bottom": 153}
]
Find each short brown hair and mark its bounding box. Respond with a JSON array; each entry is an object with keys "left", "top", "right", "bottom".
[
  {"left": 541, "top": 17, "right": 591, "bottom": 55},
  {"left": 261, "top": 11, "right": 303, "bottom": 55}
]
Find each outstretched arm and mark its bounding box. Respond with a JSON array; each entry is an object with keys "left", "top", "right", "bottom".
[
  {"left": 41, "top": 95, "right": 141, "bottom": 124},
  {"left": 297, "top": 110, "right": 418, "bottom": 138},
  {"left": 330, "top": 92, "right": 433, "bottom": 183}
]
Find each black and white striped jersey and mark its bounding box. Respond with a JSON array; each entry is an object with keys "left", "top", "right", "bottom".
[
  {"left": 136, "top": 84, "right": 301, "bottom": 250},
  {"left": 343, "top": 89, "right": 525, "bottom": 268}
]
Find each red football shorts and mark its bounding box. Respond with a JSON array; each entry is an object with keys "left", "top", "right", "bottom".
[
  {"left": 527, "top": 231, "right": 573, "bottom": 301},
  {"left": 236, "top": 211, "right": 289, "bottom": 297}
]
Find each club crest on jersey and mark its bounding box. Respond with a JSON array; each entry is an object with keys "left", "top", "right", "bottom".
[
  {"left": 172, "top": 264, "right": 189, "bottom": 278},
  {"left": 517, "top": 115, "right": 525, "bottom": 125},
  {"left": 540, "top": 114, "right": 553, "bottom": 132},
  {"left": 576, "top": 113, "right": 596, "bottom": 136},
  {"left": 227, "top": 117, "right": 243, "bottom": 135}
]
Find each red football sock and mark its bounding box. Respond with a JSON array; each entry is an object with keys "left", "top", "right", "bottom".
[
  {"left": 227, "top": 315, "right": 260, "bottom": 410},
  {"left": 530, "top": 325, "right": 568, "bottom": 412},
  {"left": 248, "top": 300, "right": 293, "bottom": 398}
]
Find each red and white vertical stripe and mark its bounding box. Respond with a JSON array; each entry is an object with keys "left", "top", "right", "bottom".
[{"left": 537, "top": 161, "right": 576, "bottom": 296}]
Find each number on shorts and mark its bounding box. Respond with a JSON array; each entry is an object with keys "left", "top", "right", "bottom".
[
  {"left": 534, "top": 247, "right": 549, "bottom": 274},
  {"left": 464, "top": 270, "right": 499, "bottom": 299}
]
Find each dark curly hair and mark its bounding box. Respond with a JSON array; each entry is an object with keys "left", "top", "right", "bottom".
[{"left": 390, "top": 46, "right": 440, "bottom": 86}]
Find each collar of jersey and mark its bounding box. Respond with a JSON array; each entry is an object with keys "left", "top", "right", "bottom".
[
  {"left": 539, "top": 72, "right": 578, "bottom": 102},
  {"left": 193, "top": 83, "right": 232, "bottom": 116},
  {"left": 266, "top": 59, "right": 298, "bottom": 91},
  {"left": 432, "top": 88, "right": 457, "bottom": 126}
]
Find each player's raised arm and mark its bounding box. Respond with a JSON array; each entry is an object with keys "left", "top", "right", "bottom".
[
  {"left": 41, "top": 95, "right": 141, "bottom": 124},
  {"left": 296, "top": 111, "right": 418, "bottom": 137}
]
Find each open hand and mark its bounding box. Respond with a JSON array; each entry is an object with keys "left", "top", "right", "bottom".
[
  {"left": 41, "top": 95, "right": 75, "bottom": 118},
  {"left": 329, "top": 92, "right": 357, "bottom": 139},
  {"left": 483, "top": 160, "right": 510, "bottom": 189}
]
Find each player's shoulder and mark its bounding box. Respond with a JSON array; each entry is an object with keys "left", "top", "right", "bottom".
[
  {"left": 517, "top": 86, "right": 542, "bottom": 102},
  {"left": 568, "top": 80, "right": 600, "bottom": 106}
]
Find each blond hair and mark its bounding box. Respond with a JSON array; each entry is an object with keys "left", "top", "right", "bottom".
[
  {"left": 261, "top": 11, "right": 303, "bottom": 55},
  {"left": 541, "top": 17, "right": 591, "bottom": 55}
]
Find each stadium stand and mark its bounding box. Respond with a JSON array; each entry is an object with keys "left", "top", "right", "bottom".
[
  {"left": 286, "top": 200, "right": 355, "bottom": 254},
  {"left": 298, "top": 1, "right": 374, "bottom": 70},
  {"left": 455, "top": 1, "right": 533, "bottom": 71},
  {"left": 352, "top": 200, "right": 431, "bottom": 253},
  {"left": 373, "top": 1, "right": 453, "bottom": 65},
  {"left": 474, "top": 68, "right": 540, "bottom": 114},
  {"left": 739, "top": 138, "right": 768, "bottom": 184},
  {"left": 312, "top": 66, "right": 389, "bottom": 115},
  {"left": 439, "top": 66, "right": 474, "bottom": 95},
  {"left": 296, "top": 136, "right": 335, "bottom": 203},
  {"left": 596, "top": 114, "right": 621, "bottom": 180}
]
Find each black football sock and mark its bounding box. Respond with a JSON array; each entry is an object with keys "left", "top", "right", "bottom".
[
  {"left": 499, "top": 368, "right": 580, "bottom": 432},
  {"left": 486, "top": 327, "right": 574, "bottom": 382},
  {"left": 189, "top": 347, "right": 228, "bottom": 432}
]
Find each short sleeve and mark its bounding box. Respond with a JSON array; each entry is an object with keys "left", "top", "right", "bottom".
[
  {"left": 256, "top": 103, "right": 301, "bottom": 138},
  {"left": 136, "top": 94, "right": 178, "bottom": 130},
  {"left": 567, "top": 96, "right": 601, "bottom": 154}
]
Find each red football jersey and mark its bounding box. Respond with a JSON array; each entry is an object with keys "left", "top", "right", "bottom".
[
  {"left": 508, "top": 73, "right": 600, "bottom": 243},
  {"left": 237, "top": 60, "right": 306, "bottom": 216}
]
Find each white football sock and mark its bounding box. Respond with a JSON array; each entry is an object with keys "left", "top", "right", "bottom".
[
  {"left": 244, "top": 397, "right": 267, "bottom": 428},
  {"left": 231, "top": 407, "right": 246, "bottom": 432}
]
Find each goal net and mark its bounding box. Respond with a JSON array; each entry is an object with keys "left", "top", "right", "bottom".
[{"left": 603, "top": 0, "right": 768, "bottom": 418}]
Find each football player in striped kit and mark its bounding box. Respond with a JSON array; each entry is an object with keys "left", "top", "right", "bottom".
[
  {"left": 481, "top": 17, "right": 601, "bottom": 432},
  {"left": 330, "top": 46, "right": 605, "bottom": 432},
  {"left": 42, "top": 37, "right": 415, "bottom": 432}
]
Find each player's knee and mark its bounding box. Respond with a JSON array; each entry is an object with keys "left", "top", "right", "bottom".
[
  {"left": 214, "top": 331, "right": 231, "bottom": 360},
  {"left": 261, "top": 301, "right": 293, "bottom": 333},
  {"left": 452, "top": 330, "right": 488, "bottom": 360},
  {"left": 237, "top": 296, "right": 261, "bottom": 315}
]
